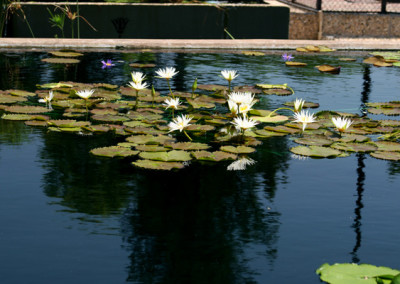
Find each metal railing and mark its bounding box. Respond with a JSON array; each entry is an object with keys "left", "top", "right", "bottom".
[{"left": 279, "top": 0, "right": 400, "bottom": 13}]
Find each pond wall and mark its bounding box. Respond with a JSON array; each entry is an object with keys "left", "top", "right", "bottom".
[
  {"left": 6, "top": 2, "right": 290, "bottom": 39},
  {"left": 290, "top": 11, "right": 400, "bottom": 39}
]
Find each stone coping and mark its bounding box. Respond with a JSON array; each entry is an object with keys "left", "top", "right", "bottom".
[{"left": 0, "top": 38, "right": 399, "bottom": 51}]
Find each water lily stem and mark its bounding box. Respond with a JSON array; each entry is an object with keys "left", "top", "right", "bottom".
[
  {"left": 267, "top": 107, "right": 295, "bottom": 117},
  {"left": 167, "top": 80, "right": 174, "bottom": 98},
  {"left": 184, "top": 130, "right": 192, "bottom": 141}
]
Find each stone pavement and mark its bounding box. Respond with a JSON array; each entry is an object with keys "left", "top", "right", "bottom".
[{"left": 0, "top": 38, "right": 399, "bottom": 51}]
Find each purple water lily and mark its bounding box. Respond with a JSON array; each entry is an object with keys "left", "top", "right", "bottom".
[
  {"left": 101, "top": 59, "right": 115, "bottom": 69},
  {"left": 282, "top": 53, "right": 294, "bottom": 61}
]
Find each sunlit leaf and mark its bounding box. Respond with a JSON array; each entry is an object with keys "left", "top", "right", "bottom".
[
  {"left": 370, "top": 151, "right": 400, "bottom": 161},
  {"left": 290, "top": 145, "right": 346, "bottom": 158},
  {"left": 90, "top": 146, "right": 139, "bottom": 158},
  {"left": 139, "top": 150, "right": 192, "bottom": 162},
  {"left": 220, "top": 145, "right": 255, "bottom": 154},
  {"left": 132, "top": 159, "right": 185, "bottom": 170},
  {"left": 191, "top": 150, "right": 237, "bottom": 161}
]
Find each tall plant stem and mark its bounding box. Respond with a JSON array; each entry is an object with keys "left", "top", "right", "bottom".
[
  {"left": 267, "top": 107, "right": 295, "bottom": 117},
  {"left": 167, "top": 80, "right": 174, "bottom": 98},
  {"left": 183, "top": 130, "right": 192, "bottom": 141}
]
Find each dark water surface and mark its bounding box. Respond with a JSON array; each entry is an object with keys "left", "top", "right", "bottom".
[{"left": 1, "top": 50, "right": 400, "bottom": 283}]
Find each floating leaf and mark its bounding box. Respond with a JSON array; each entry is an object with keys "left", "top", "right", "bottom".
[
  {"left": 91, "top": 114, "right": 130, "bottom": 123},
  {"left": 317, "top": 45, "right": 335, "bottom": 52},
  {"left": 1, "top": 113, "right": 34, "bottom": 120},
  {"left": 294, "top": 135, "right": 333, "bottom": 146},
  {"left": 37, "top": 82, "right": 73, "bottom": 89},
  {"left": 187, "top": 98, "right": 215, "bottom": 109},
  {"left": 7, "top": 89, "right": 36, "bottom": 97},
  {"left": 165, "top": 142, "right": 210, "bottom": 151},
  {"left": 4, "top": 105, "right": 50, "bottom": 114},
  {"left": 0, "top": 94, "right": 27, "bottom": 104},
  {"left": 284, "top": 101, "right": 320, "bottom": 109},
  {"left": 135, "top": 145, "right": 169, "bottom": 152},
  {"left": 316, "top": 263, "right": 400, "bottom": 284},
  {"left": 373, "top": 141, "right": 400, "bottom": 151},
  {"left": 197, "top": 84, "right": 227, "bottom": 92},
  {"left": 339, "top": 58, "right": 357, "bottom": 62},
  {"left": 186, "top": 124, "right": 216, "bottom": 132},
  {"left": 129, "top": 63, "right": 156, "bottom": 68},
  {"left": 370, "top": 151, "right": 400, "bottom": 161},
  {"left": 254, "top": 129, "right": 287, "bottom": 137},
  {"left": 126, "top": 134, "right": 175, "bottom": 145},
  {"left": 132, "top": 159, "right": 184, "bottom": 170},
  {"left": 316, "top": 65, "right": 341, "bottom": 74},
  {"left": 47, "top": 119, "right": 90, "bottom": 128},
  {"left": 252, "top": 115, "right": 289, "bottom": 123},
  {"left": 191, "top": 150, "right": 237, "bottom": 162},
  {"left": 25, "top": 120, "right": 48, "bottom": 127},
  {"left": 249, "top": 109, "right": 273, "bottom": 116},
  {"left": 242, "top": 51, "right": 265, "bottom": 56},
  {"left": 49, "top": 51, "right": 83, "bottom": 57},
  {"left": 264, "top": 125, "right": 300, "bottom": 134},
  {"left": 220, "top": 145, "right": 255, "bottom": 154},
  {"left": 41, "top": 58, "right": 80, "bottom": 64},
  {"left": 90, "top": 146, "right": 139, "bottom": 158},
  {"left": 329, "top": 133, "right": 370, "bottom": 143},
  {"left": 139, "top": 150, "right": 192, "bottom": 162},
  {"left": 330, "top": 142, "right": 377, "bottom": 153},
  {"left": 285, "top": 61, "right": 307, "bottom": 67},
  {"left": 290, "top": 145, "right": 346, "bottom": 158}
]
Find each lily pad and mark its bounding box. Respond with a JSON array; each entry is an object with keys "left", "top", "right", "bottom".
[
  {"left": 135, "top": 145, "right": 169, "bottom": 152},
  {"left": 316, "top": 65, "right": 341, "bottom": 74},
  {"left": 242, "top": 51, "right": 265, "bottom": 56},
  {"left": 290, "top": 145, "right": 345, "bottom": 158},
  {"left": 90, "top": 146, "right": 139, "bottom": 158},
  {"left": 187, "top": 98, "right": 215, "bottom": 109},
  {"left": 129, "top": 63, "right": 156, "bottom": 68},
  {"left": 0, "top": 94, "right": 28, "bottom": 104},
  {"left": 330, "top": 142, "right": 378, "bottom": 153},
  {"left": 254, "top": 129, "right": 287, "bottom": 137},
  {"left": 285, "top": 61, "right": 307, "bottom": 67},
  {"left": 7, "top": 89, "right": 36, "bottom": 97},
  {"left": 132, "top": 159, "right": 185, "bottom": 170},
  {"left": 284, "top": 101, "right": 320, "bottom": 109},
  {"left": 165, "top": 142, "right": 210, "bottom": 151},
  {"left": 252, "top": 115, "right": 289, "bottom": 123},
  {"left": 339, "top": 58, "right": 357, "bottom": 62},
  {"left": 1, "top": 113, "right": 34, "bottom": 120},
  {"left": 191, "top": 150, "right": 237, "bottom": 162},
  {"left": 37, "top": 82, "right": 73, "bottom": 89},
  {"left": 139, "top": 150, "right": 192, "bottom": 162},
  {"left": 47, "top": 119, "right": 91, "bottom": 128},
  {"left": 91, "top": 114, "right": 130, "bottom": 123},
  {"left": 41, "top": 58, "right": 80, "bottom": 64},
  {"left": 126, "top": 134, "right": 175, "bottom": 145},
  {"left": 373, "top": 141, "right": 400, "bottom": 151},
  {"left": 264, "top": 125, "right": 300, "bottom": 134},
  {"left": 186, "top": 124, "right": 216, "bottom": 132},
  {"left": 220, "top": 145, "right": 255, "bottom": 154},
  {"left": 316, "top": 263, "right": 400, "bottom": 284},
  {"left": 294, "top": 135, "right": 333, "bottom": 146},
  {"left": 49, "top": 51, "right": 84, "bottom": 57},
  {"left": 370, "top": 151, "right": 400, "bottom": 161},
  {"left": 4, "top": 105, "right": 50, "bottom": 114}
]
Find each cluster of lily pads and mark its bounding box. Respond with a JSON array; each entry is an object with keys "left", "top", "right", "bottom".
[{"left": 1, "top": 51, "right": 400, "bottom": 171}]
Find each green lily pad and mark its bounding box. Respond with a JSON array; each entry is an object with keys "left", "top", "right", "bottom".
[
  {"left": 165, "top": 142, "right": 210, "bottom": 151},
  {"left": 368, "top": 108, "right": 400, "bottom": 116},
  {"left": 41, "top": 57, "right": 80, "bottom": 64},
  {"left": 7, "top": 89, "right": 36, "bottom": 97},
  {"left": 233, "top": 85, "right": 263, "bottom": 94},
  {"left": 284, "top": 101, "right": 320, "bottom": 109},
  {"left": 37, "top": 82, "right": 73, "bottom": 89},
  {"left": 126, "top": 112, "right": 163, "bottom": 121},
  {"left": 191, "top": 150, "right": 237, "bottom": 162},
  {"left": 4, "top": 105, "right": 50, "bottom": 114},
  {"left": 285, "top": 61, "right": 307, "bottom": 67},
  {"left": 81, "top": 124, "right": 111, "bottom": 133},
  {"left": 187, "top": 98, "right": 215, "bottom": 109},
  {"left": 262, "top": 88, "right": 292, "bottom": 96},
  {"left": 93, "top": 83, "right": 119, "bottom": 90},
  {"left": 132, "top": 159, "right": 185, "bottom": 170},
  {"left": 126, "top": 134, "right": 175, "bottom": 145},
  {"left": 370, "top": 151, "right": 400, "bottom": 161},
  {"left": 49, "top": 51, "right": 83, "bottom": 57},
  {"left": 373, "top": 141, "right": 400, "bottom": 151},
  {"left": 197, "top": 84, "right": 227, "bottom": 92},
  {"left": 25, "top": 120, "right": 49, "bottom": 127},
  {"left": 316, "top": 65, "right": 341, "bottom": 74},
  {"left": 139, "top": 150, "right": 192, "bottom": 162},
  {"left": 90, "top": 146, "right": 139, "bottom": 158},
  {"left": 294, "top": 135, "right": 333, "bottom": 146},
  {"left": 339, "top": 58, "right": 357, "bottom": 62},
  {"left": 242, "top": 51, "right": 265, "bottom": 56},
  {"left": 220, "top": 145, "right": 255, "bottom": 154},
  {"left": 0, "top": 94, "right": 28, "bottom": 104},
  {"left": 129, "top": 63, "right": 156, "bottom": 68},
  {"left": 125, "top": 126, "right": 166, "bottom": 135},
  {"left": 329, "top": 134, "right": 370, "bottom": 143},
  {"left": 254, "top": 129, "right": 287, "bottom": 137},
  {"left": 186, "top": 124, "right": 216, "bottom": 132},
  {"left": 91, "top": 114, "right": 130, "bottom": 123},
  {"left": 252, "top": 115, "right": 289, "bottom": 123},
  {"left": 290, "top": 145, "right": 346, "bottom": 158},
  {"left": 330, "top": 142, "right": 378, "bottom": 153},
  {"left": 264, "top": 125, "right": 300, "bottom": 134},
  {"left": 1, "top": 113, "right": 34, "bottom": 120},
  {"left": 47, "top": 119, "right": 90, "bottom": 128},
  {"left": 380, "top": 119, "right": 400, "bottom": 127},
  {"left": 369, "top": 51, "right": 400, "bottom": 60},
  {"left": 123, "top": 121, "right": 152, "bottom": 128},
  {"left": 135, "top": 145, "right": 169, "bottom": 152},
  {"left": 249, "top": 109, "right": 272, "bottom": 116},
  {"left": 316, "top": 263, "right": 400, "bottom": 284}
]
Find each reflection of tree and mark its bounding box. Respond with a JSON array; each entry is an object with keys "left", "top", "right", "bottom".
[
  {"left": 0, "top": 120, "right": 33, "bottom": 146},
  {"left": 39, "top": 131, "right": 133, "bottom": 215},
  {"left": 121, "top": 137, "right": 289, "bottom": 283}
]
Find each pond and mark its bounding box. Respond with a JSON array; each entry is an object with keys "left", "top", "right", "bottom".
[{"left": 1, "top": 49, "right": 400, "bottom": 283}]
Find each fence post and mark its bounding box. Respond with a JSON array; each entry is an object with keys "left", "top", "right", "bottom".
[
  {"left": 316, "top": 0, "right": 322, "bottom": 10},
  {"left": 381, "top": 0, "right": 387, "bottom": 13}
]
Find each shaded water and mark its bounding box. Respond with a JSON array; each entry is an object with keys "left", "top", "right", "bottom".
[{"left": 1, "top": 50, "right": 400, "bottom": 283}]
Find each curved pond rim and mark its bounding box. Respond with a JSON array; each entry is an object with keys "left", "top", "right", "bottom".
[{"left": 1, "top": 38, "right": 400, "bottom": 51}]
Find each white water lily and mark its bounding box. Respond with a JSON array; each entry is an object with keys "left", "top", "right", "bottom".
[
  {"left": 168, "top": 114, "right": 193, "bottom": 133},
  {"left": 228, "top": 92, "right": 255, "bottom": 105},
  {"left": 293, "top": 110, "right": 316, "bottom": 131},
  {"left": 163, "top": 97, "right": 181, "bottom": 110},
  {"left": 293, "top": 98, "right": 305, "bottom": 113},
  {"left": 128, "top": 81, "right": 149, "bottom": 91},
  {"left": 76, "top": 89, "right": 95, "bottom": 100},
  {"left": 131, "top": 71, "right": 146, "bottom": 84},
  {"left": 155, "top": 67, "right": 179, "bottom": 80},
  {"left": 221, "top": 70, "right": 238, "bottom": 82},
  {"left": 232, "top": 115, "right": 259, "bottom": 131},
  {"left": 39, "top": 90, "right": 54, "bottom": 109},
  {"left": 227, "top": 157, "right": 256, "bottom": 171},
  {"left": 332, "top": 116, "right": 353, "bottom": 132}
]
